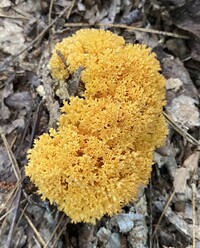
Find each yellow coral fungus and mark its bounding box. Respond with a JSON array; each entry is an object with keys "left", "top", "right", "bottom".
[{"left": 26, "top": 29, "right": 167, "bottom": 223}]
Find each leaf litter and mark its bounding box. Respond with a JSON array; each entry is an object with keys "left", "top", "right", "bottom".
[{"left": 0, "top": 0, "right": 200, "bottom": 247}]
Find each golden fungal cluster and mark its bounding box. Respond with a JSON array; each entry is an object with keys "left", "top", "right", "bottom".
[{"left": 26, "top": 29, "right": 167, "bottom": 223}]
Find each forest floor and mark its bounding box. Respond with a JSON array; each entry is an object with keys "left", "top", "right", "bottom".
[{"left": 0, "top": 0, "right": 200, "bottom": 247}]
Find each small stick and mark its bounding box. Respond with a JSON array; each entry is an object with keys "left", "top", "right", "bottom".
[
  {"left": 43, "top": 213, "right": 65, "bottom": 248},
  {"left": 24, "top": 213, "right": 46, "bottom": 247},
  {"left": 3, "top": 0, "right": 76, "bottom": 67},
  {"left": 48, "top": 0, "right": 54, "bottom": 25},
  {"left": 163, "top": 112, "right": 200, "bottom": 146},
  {"left": 56, "top": 50, "right": 68, "bottom": 68},
  {"left": 0, "top": 13, "right": 29, "bottom": 20},
  {"left": 192, "top": 183, "right": 196, "bottom": 248},
  {"left": 152, "top": 191, "right": 175, "bottom": 238},
  {"left": 52, "top": 219, "right": 70, "bottom": 248},
  {"left": 0, "top": 126, "right": 21, "bottom": 181},
  {"left": 63, "top": 22, "right": 189, "bottom": 39},
  {"left": 6, "top": 188, "right": 22, "bottom": 248},
  {"left": 29, "top": 99, "right": 45, "bottom": 147},
  {"left": 0, "top": 178, "right": 23, "bottom": 215}
]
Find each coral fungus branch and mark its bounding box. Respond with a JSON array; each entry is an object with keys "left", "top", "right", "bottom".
[{"left": 25, "top": 29, "right": 167, "bottom": 223}]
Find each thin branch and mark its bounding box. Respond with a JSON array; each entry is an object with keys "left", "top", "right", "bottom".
[
  {"left": 24, "top": 213, "right": 46, "bottom": 247},
  {"left": 0, "top": 126, "right": 21, "bottom": 181},
  {"left": 0, "top": 13, "right": 29, "bottom": 20},
  {"left": 163, "top": 112, "right": 200, "bottom": 146},
  {"left": 44, "top": 213, "right": 66, "bottom": 248},
  {"left": 0, "top": 178, "right": 23, "bottom": 215},
  {"left": 6, "top": 188, "right": 22, "bottom": 248},
  {"left": 5, "top": 0, "right": 76, "bottom": 66},
  {"left": 192, "top": 183, "right": 196, "bottom": 248},
  {"left": 63, "top": 22, "right": 189, "bottom": 39},
  {"left": 52, "top": 218, "right": 70, "bottom": 248},
  {"left": 152, "top": 191, "right": 175, "bottom": 238},
  {"left": 48, "top": 0, "right": 54, "bottom": 25}
]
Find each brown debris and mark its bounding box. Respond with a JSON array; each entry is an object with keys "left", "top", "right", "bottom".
[{"left": 0, "top": 0, "right": 200, "bottom": 247}]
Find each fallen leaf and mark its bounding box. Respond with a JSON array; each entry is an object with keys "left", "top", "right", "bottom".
[
  {"left": 4, "top": 92, "right": 33, "bottom": 110},
  {"left": 166, "top": 95, "right": 200, "bottom": 130},
  {"left": 0, "top": 19, "right": 26, "bottom": 56},
  {"left": 165, "top": 78, "right": 183, "bottom": 92},
  {"left": 0, "top": 0, "right": 12, "bottom": 8},
  {"left": 174, "top": 151, "right": 199, "bottom": 194}
]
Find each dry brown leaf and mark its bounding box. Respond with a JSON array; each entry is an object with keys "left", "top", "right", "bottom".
[
  {"left": 174, "top": 151, "right": 200, "bottom": 194},
  {"left": 0, "top": 0, "right": 12, "bottom": 8},
  {"left": 166, "top": 95, "right": 200, "bottom": 130},
  {"left": 165, "top": 78, "right": 183, "bottom": 93},
  {"left": 0, "top": 20, "right": 26, "bottom": 56},
  {"left": 4, "top": 92, "right": 33, "bottom": 110}
]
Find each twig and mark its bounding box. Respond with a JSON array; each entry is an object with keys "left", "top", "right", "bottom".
[
  {"left": 5, "top": 0, "right": 76, "bottom": 66},
  {"left": 6, "top": 187, "right": 22, "bottom": 248},
  {"left": 0, "top": 183, "right": 21, "bottom": 237},
  {"left": 192, "top": 183, "right": 196, "bottom": 248},
  {"left": 52, "top": 218, "right": 70, "bottom": 248},
  {"left": 65, "top": 0, "right": 76, "bottom": 19},
  {"left": 0, "top": 178, "right": 23, "bottom": 215},
  {"left": 0, "top": 126, "right": 21, "bottom": 181},
  {"left": 152, "top": 191, "right": 175, "bottom": 238},
  {"left": 0, "top": 13, "right": 29, "bottom": 20},
  {"left": 30, "top": 99, "right": 45, "bottom": 147},
  {"left": 44, "top": 213, "right": 65, "bottom": 247},
  {"left": 163, "top": 112, "right": 200, "bottom": 146},
  {"left": 56, "top": 50, "right": 69, "bottom": 68},
  {"left": 48, "top": 0, "right": 54, "bottom": 25},
  {"left": 24, "top": 213, "right": 46, "bottom": 247},
  {"left": 33, "top": 234, "right": 42, "bottom": 247},
  {"left": 14, "top": 225, "right": 27, "bottom": 248},
  {"left": 63, "top": 22, "right": 189, "bottom": 39},
  {"left": 11, "top": 6, "right": 36, "bottom": 19},
  {"left": 0, "top": 206, "right": 15, "bottom": 222},
  {"left": 16, "top": 202, "right": 29, "bottom": 229}
]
